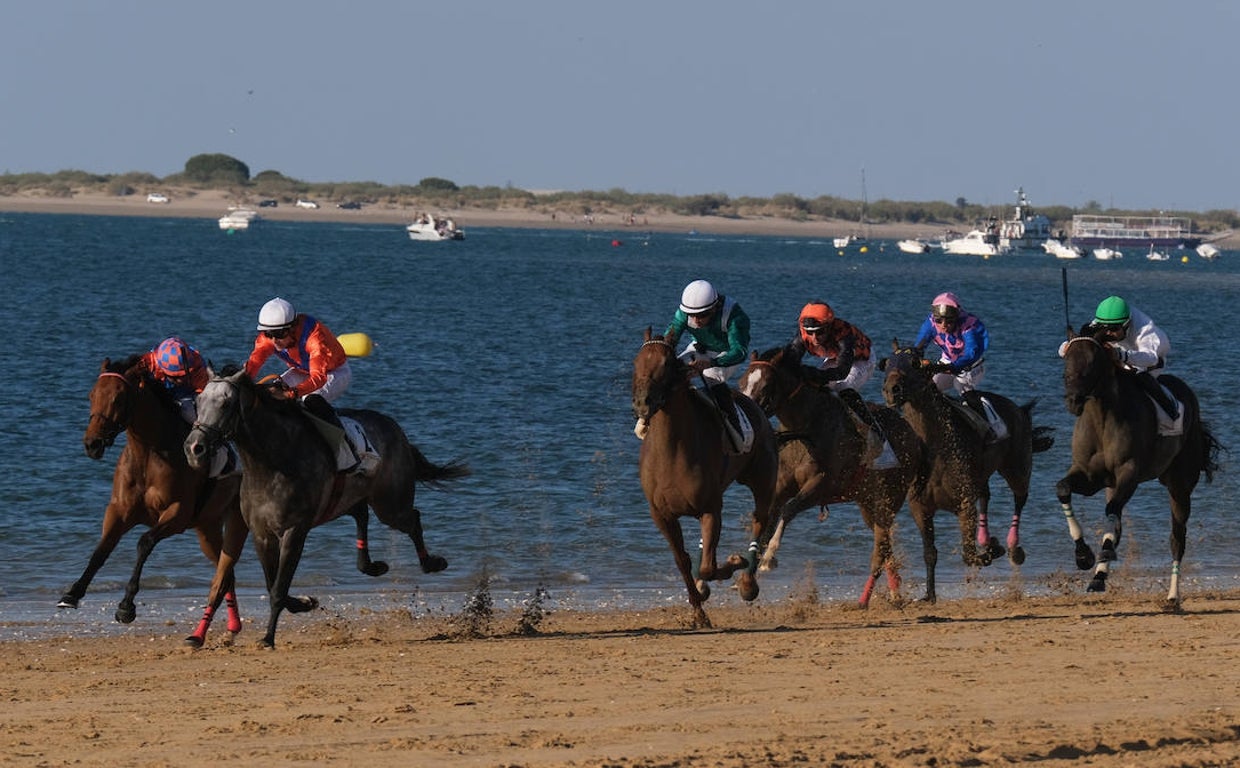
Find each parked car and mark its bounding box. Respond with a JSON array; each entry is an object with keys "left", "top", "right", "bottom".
[
  {"left": 257, "top": 199, "right": 278, "bottom": 208},
  {"left": 295, "top": 199, "right": 319, "bottom": 209},
  {"left": 146, "top": 193, "right": 170, "bottom": 203},
  {"left": 337, "top": 201, "right": 362, "bottom": 210}
]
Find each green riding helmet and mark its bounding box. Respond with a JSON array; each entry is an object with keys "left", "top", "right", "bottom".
[{"left": 1094, "top": 296, "right": 1131, "bottom": 326}]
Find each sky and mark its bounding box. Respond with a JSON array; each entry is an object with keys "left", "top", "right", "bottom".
[{"left": 3, "top": 1, "right": 1237, "bottom": 212}]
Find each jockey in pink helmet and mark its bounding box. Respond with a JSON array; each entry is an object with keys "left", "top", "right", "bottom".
[{"left": 913, "top": 292, "right": 989, "bottom": 394}]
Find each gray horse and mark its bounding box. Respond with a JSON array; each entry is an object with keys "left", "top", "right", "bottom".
[{"left": 185, "top": 366, "right": 468, "bottom": 647}]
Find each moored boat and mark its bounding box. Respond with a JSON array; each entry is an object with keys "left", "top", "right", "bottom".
[
  {"left": 998, "top": 188, "right": 1052, "bottom": 251},
  {"left": 896, "top": 238, "right": 931, "bottom": 254},
  {"left": 1069, "top": 214, "right": 1202, "bottom": 250},
  {"left": 1092, "top": 247, "right": 1123, "bottom": 261},
  {"left": 218, "top": 208, "right": 258, "bottom": 231},
  {"left": 1196, "top": 243, "right": 1220, "bottom": 260},
  {"left": 1043, "top": 239, "right": 1082, "bottom": 259},
  {"left": 943, "top": 225, "right": 1007, "bottom": 256}
]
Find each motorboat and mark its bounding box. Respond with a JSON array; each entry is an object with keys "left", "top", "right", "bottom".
[
  {"left": 218, "top": 208, "right": 258, "bottom": 231},
  {"left": 896, "top": 238, "right": 931, "bottom": 254},
  {"left": 1196, "top": 243, "right": 1220, "bottom": 260},
  {"left": 998, "top": 187, "right": 1053, "bottom": 251},
  {"left": 1042, "top": 239, "right": 1082, "bottom": 259},
  {"left": 942, "top": 227, "right": 1007, "bottom": 257},
  {"left": 833, "top": 235, "right": 859, "bottom": 248},
  {"left": 1092, "top": 247, "right": 1123, "bottom": 261},
  {"left": 407, "top": 213, "right": 465, "bottom": 241},
  {"left": 1145, "top": 245, "right": 1170, "bottom": 261}
]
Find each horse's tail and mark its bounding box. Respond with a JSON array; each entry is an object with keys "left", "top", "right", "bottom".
[
  {"left": 1198, "top": 419, "right": 1225, "bottom": 483},
  {"left": 1031, "top": 426, "right": 1055, "bottom": 453},
  {"left": 406, "top": 442, "right": 471, "bottom": 487}
]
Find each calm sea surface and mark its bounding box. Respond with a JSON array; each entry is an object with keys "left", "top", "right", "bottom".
[{"left": 1, "top": 212, "right": 1237, "bottom": 640}]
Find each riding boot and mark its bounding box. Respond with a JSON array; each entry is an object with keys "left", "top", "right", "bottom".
[
  {"left": 303, "top": 394, "right": 358, "bottom": 471},
  {"left": 959, "top": 391, "right": 996, "bottom": 443},
  {"left": 1136, "top": 372, "right": 1179, "bottom": 420},
  {"left": 838, "top": 388, "right": 878, "bottom": 431},
  {"left": 304, "top": 393, "right": 342, "bottom": 428},
  {"left": 708, "top": 382, "right": 743, "bottom": 450}
]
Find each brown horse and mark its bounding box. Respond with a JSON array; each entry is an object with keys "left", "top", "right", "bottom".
[
  {"left": 185, "top": 365, "right": 467, "bottom": 648},
  {"left": 63, "top": 355, "right": 247, "bottom": 643},
  {"left": 738, "top": 346, "right": 926, "bottom": 606},
  {"left": 631, "top": 329, "right": 778, "bottom": 628},
  {"left": 881, "top": 342, "right": 1055, "bottom": 602},
  {"left": 66, "top": 355, "right": 398, "bottom": 648},
  {"left": 1056, "top": 334, "right": 1222, "bottom": 603}
]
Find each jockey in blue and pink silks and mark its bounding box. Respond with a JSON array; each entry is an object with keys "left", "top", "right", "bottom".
[{"left": 914, "top": 292, "right": 989, "bottom": 394}]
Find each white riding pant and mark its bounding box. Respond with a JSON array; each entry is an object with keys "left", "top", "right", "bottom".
[
  {"left": 820, "top": 358, "right": 875, "bottom": 393},
  {"left": 678, "top": 345, "right": 740, "bottom": 385},
  {"left": 282, "top": 361, "right": 353, "bottom": 403},
  {"left": 932, "top": 358, "right": 985, "bottom": 394}
]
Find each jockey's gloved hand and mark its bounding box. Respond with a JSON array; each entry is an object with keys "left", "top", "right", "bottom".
[
  {"left": 926, "top": 362, "right": 954, "bottom": 375},
  {"left": 1110, "top": 346, "right": 1126, "bottom": 364}
]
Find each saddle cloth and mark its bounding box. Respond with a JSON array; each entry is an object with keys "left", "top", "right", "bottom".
[
  {"left": 843, "top": 410, "right": 899, "bottom": 470},
  {"left": 690, "top": 388, "right": 755, "bottom": 454},
  {"left": 306, "top": 414, "right": 381, "bottom": 474},
  {"left": 1152, "top": 384, "right": 1184, "bottom": 436},
  {"left": 976, "top": 396, "right": 1009, "bottom": 441}
]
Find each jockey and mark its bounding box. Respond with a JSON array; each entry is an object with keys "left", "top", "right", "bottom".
[
  {"left": 914, "top": 292, "right": 989, "bottom": 394},
  {"left": 664, "top": 279, "right": 750, "bottom": 446},
  {"left": 1079, "top": 295, "right": 1178, "bottom": 420},
  {"left": 142, "top": 336, "right": 237, "bottom": 476},
  {"left": 245, "top": 297, "right": 352, "bottom": 409},
  {"left": 787, "top": 300, "right": 878, "bottom": 427}
]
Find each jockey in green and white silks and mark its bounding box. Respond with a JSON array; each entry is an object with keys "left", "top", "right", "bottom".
[{"left": 664, "top": 280, "right": 751, "bottom": 444}]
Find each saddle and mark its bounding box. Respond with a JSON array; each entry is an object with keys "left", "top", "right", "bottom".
[
  {"left": 952, "top": 393, "right": 1008, "bottom": 443},
  {"left": 304, "top": 411, "right": 381, "bottom": 475},
  {"left": 690, "top": 388, "right": 754, "bottom": 454}
]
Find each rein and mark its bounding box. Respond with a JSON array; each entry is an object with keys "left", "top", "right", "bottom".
[{"left": 98, "top": 371, "right": 133, "bottom": 386}]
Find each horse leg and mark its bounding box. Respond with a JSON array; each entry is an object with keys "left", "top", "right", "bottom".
[
  {"left": 958, "top": 499, "right": 990, "bottom": 567},
  {"left": 259, "top": 527, "right": 316, "bottom": 648},
  {"left": 860, "top": 513, "right": 899, "bottom": 608},
  {"left": 758, "top": 517, "right": 787, "bottom": 572},
  {"left": 1055, "top": 471, "right": 1101, "bottom": 570},
  {"left": 1006, "top": 496, "right": 1027, "bottom": 566},
  {"left": 975, "top": 489, "right": 1005, "bottom": 562},
  {"left": 58, "top": 511, "right": 131, "bottom": 609},
  {"left": 346, "top": 504, "right": 389, "bottom": 577},
  {"left": 653, "top": 513, "right": 710, "bottom": 629},
  {"left": 116, "top": 526, "right": 171, "bottom": 624},
  {"left": 909, "top": 500, "right": 938, "bottom": 603},
  {"left": 186, "top": 508, "right": 249, "bottom": 647},
  {"left": 1164, "top": 486, "right": 1193, "bottom": 608}
]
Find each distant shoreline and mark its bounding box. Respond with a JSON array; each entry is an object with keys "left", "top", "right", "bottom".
[{"left": 4, "top": 189, "right": 1236, "bottom": 247}]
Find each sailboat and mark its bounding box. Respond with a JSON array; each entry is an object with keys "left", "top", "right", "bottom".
[{"left": 834, "top": 169, "right": 870, "bottom": 249}]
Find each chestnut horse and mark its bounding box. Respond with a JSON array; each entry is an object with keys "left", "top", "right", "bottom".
[
  {"left": 185, "top": 366, "right": 467, "bottom": 648},
  {"left": 738, "top": 346, "right": 926, "bottom": 606},
  {"left": 63, "top": 355, "right": 246, "bottom": 642},
  {"left": 1056, "top": 334, "right": 1221, "bottom": 603},
  {"left": 66, "top": 356, "right": 397, "bottom": 647},
  {"left": 881, "top": 342, "right": 1055, "bottom": 602},
  {"left": 631, "top": 329, "right": 778, "bottom": 628}
]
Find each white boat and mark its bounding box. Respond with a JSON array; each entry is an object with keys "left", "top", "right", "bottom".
[
  {"left": 1146, "top": 245, "right": 1170, "bottom": 261},
  {"left": 406, "top": 213, "right": 465, "bottom": 241},
  {"left": 943, "top": 227, "right": 1007, "bottom": 256},
  {"left": 998, "top": 187, "right": 1053, "bottom": 251},
  {"left": 1043, "top": 238, "right": 1082, "bottom": 260},
  {"left": 1092, "top": 247, "right": 1123, "bottom": 261},
  {"left": 1196, "top": 243, "right": 1220, "bottom": 260},
  {"left": 218, "top": 208, "right": 258, "bottom": 231},
  {"left": 833, "top": 235, "right": 859, "bottom": 248},
  {"left": 833, "top": 169, "right": 871, "bottom": 250},
  {"left": 896, "top": 238, "right": 931, "bottom": 254}
]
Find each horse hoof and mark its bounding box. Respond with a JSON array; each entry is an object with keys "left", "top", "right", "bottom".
[
  {"left": 362, "top": 561, "right": 390, "bottom": 577},
  {"left": 736, "top": 572, "right": 759, "bottom": 602},
  {"left": 115, "top": 606, "right": 136, "bottom": 624},
  {"left": 420, "top": 555, "right": 448, "bottom": 574},
  {"left": 184, "top": 636, "right": 205, "bottom": 649},
  {"left": 1087, "top": 574, "right": 1108, "bottom": 593},
  {"left": 57, "top": 596, "right": 79, "bottom": 609},
  {"left": 695, "top": 581, "right": 711, "bottom": 602},
  {"left": 1009, "top": 546, "right": 1026, "bottom": 566},
  {"left": 1074, "top": 539, "right": 1095, "bottom": 570},
  {"left": 987, "top": 538, "right": 1006, "bottom": 560},
  {"left": 286, "top": 596, "right": 319, "bottom": 614}
]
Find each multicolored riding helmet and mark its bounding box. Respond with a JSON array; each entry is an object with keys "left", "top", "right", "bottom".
[
  {"left": 154, "top": 337, "right": 199, "bottom": 378},
  {"left": 799, "top": 301, "right": 834, "bottom": 342},
  {"left": 930, "top": 292, "right": 960, "bottom": 320}
]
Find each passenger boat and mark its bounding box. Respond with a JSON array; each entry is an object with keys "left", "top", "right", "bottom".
[
  {"left": 406, "top": 213, "right": 465, "bottom": 241},
  {"left": 943, "top": 222, "right": 1007, "bottom": 256},
  {"left": 998, "top": 188, "right": 1052, "bottom": 251},
  {"left": 1068, "top": 214, "right": 1202, "bottom": 250}
]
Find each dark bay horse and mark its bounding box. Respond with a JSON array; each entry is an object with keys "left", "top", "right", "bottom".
[
  {"left": 738, "top": 346, "right": 926, "bottom": 606},
  {"left": 1056, "top": 334, "right": 1221, "bottom": 603},
  {"left": 64, "top": 355, "right": 246, "bottom": 643},
  {"left": 631, "top": 329, "right": 778, "bottom": 629},
  {"left": 881, "top": 342, "right": 1055, "bottom": 602},
  {"left": 184, "top": 366, "right": 468, "bottom": 648}
]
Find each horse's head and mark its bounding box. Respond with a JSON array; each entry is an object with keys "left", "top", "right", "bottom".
[
  {"left": 880, "top": 340, "right": 935, "bottom": 408},
  {"left": 184, "top": 365, "right": 250, "bottom": 470},
  {"left": 83, "top": 356, "right": 143, "bottom": 459},
  {"left": 1061, "top": 335, "right": 1109, "bottom": 416},
  {"left": 631, "top": 327, "right": 685, "bottom": 422},
  {"left": 737, "top": 346, "right": 800, "bottom": 416}
]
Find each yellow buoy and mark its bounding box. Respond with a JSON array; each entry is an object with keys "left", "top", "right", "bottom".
[
  {"left": 338, "top": 332, "right": 373, "bottom": 357},
  {"left": 1181, "top": 255, "right": 1189, "bottom": 263},
  {"left": 859, "top": 246, "right": 868, "bottom": 253}
]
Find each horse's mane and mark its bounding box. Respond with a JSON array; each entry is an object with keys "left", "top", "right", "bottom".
[{"left": 105, "top": 354, "right": 144, "bottom": 375}]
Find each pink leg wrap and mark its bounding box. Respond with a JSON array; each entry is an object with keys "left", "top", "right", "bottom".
[
  {"left": 859, "top": 575, "right": 877, "bottom": 607},
  {"left": 191, "top": 604, "right": 215, "bottom": 644},
  {"left": 225, "top": 592, "right": 242, "bottom": 634}
]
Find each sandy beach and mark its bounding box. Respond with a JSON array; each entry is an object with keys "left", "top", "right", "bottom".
[{"left": 2, "top": 590, "right": 1237, "bottom": 767}]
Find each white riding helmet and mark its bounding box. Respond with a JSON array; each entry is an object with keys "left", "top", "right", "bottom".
[
  {"left": 679, "top": 280, "right": 718, "bottom": 314},
  {"left": 257, "top": 297, "right": 296, "bottom": 330}
]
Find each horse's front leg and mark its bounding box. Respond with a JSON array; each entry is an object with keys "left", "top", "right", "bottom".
[
  {"left": 116, "top": 505, "right": 190, "bottom": 623},
  {"left": 1055, "top": 468, "right": 1105, "bottom": 570},
  {"left": 346, "top": 504, "right": 389, "bottom": 577},
  {"left": 261, "top": 526, "right": 317, "bottom": 648},
  {"left": 908, "top": 499, "right": 938, "bottom": 603},
  {"left": 58, "top": 507, "right": 132, "bottom": 609},
  {"left": 1164, "top": 485, "right": 1193, "bottom": 608},
  {"left": 652, "top": 512, "right": 710, "bottom": 628},
  {"left": 957, "top": 497, "right": 990, "bottom": 567}
]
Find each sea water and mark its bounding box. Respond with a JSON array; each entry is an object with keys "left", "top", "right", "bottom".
[{"left": 1, "top": 213, "right": 1237, "bottom": 640}]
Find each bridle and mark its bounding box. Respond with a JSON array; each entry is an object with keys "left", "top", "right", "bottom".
[{"left": 88, "top": 370, "right": 136, "bottom": 447}]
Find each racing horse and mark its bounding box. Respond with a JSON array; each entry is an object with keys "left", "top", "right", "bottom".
[
  {"left": 738, "top": 345, "right": 926, "bottom": 606},
  {"left": 185, "top": 365, "right": 468, "bottom": 648},
  {"left": 1056, "top": 333, "right": 1221, "bottom": 603},
  {"left": 881, "top": 342, "right": 1055, "bottom": 602},
  {"left": 64, "top": 355, "right": 246, "bottom": 643},
  {"left": 67, "top": 356, "right": 397, "bottom": 647},
  {"left": 631, "top": 329, "right": 778, "bottom": 628}
]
